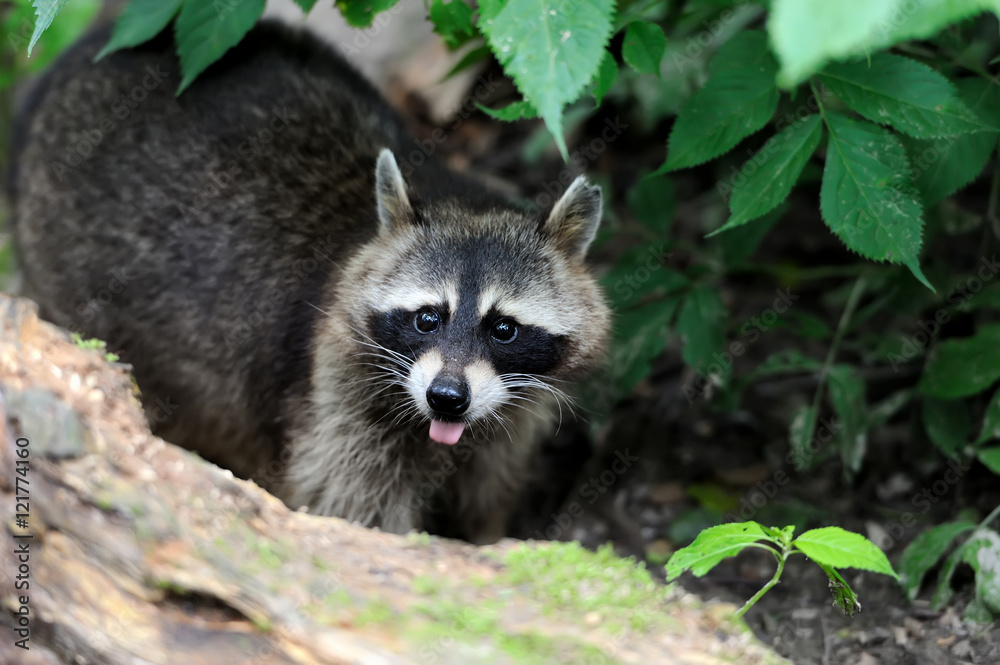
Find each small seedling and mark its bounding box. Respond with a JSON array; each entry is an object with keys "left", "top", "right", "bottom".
[
  {"left": 71, "top": 332, "right": 120, "bottom": 363},
  {"left": 665, "top": 522, "right": 897, "bottom": 618}
]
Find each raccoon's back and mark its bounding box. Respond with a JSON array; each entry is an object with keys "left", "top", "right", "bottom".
[
  {"left": 11, "top": 21, "right": 409, "bottom": 296},
  {"left": 7, "top": 22, "right": 418, "bottom": 473}
]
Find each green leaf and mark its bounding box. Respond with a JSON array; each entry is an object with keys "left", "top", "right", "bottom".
[
  {"left": 97, "top": 0, "right": 183, "bottom": 60},
  {"left": 592, "top": 49, "right": 617, "bottom": 105},
  {"left": 898, "top": 520, "right": 977, "bottom": 601},
  {"left": 609, "top": 298, "right": 680, "bottom": 396},
  {"left": 819, "top": 113, "right": 931, "bottom": 290},
  {"left": 768, "top": 0, "right": 900, "bottom": 87},
  {"left": 717, "top": 206, "right": 784, "bottom": 264},
  {"left": 827, "top": 365, "right": 868, "bottom": 475},
  {"left": 819, "top": 564, "right": 862, "bottom": 616},
  {"left": 174, "top": 0, "right": 266, "bottom": 94},
  {"left": 429, "top": 0, "right": 476, "bottom": 49},
  {"left": 922, "top": 398, "right": 971, "bottom": 458},
  {"left": 627, "top": 174, "right": 675, "bottom": 233},
  {"left": 478, "top": 100, "right": 538, "bottom": 121},
  {"left": 28, "top": 0, "right": 69, "bottom": 54},
  {"left": 976, "top": 387, "right": 1000, "bottom": 445},
  {"left": 866, "top": 389, "right": 912, "bottom": 429},
  {"left": 793, "top": 527, "right": 899, "bottom": 579},
  {"left": 443, "top": 44, "right": 492, "bottom": 79},
  {"left": 978, "top": 448, "right": 1000, "bottom": 474},
  {"left": 903, "top": 78, "right": 1000, "bottom": 206},
  {"left": 818, "top": 54, "right": 993, "bottom": 140},
  {"left": 336, "top": 0, "right": 401, "bottom": 27},
  {"left": 788, "top": 404, "right": 820, "bottom": 471},
  {"left": 665, "top": 522, "right": 771, "bottom": 580},
  {"left": 603, "top": 245, "right": 683, "bottom": 311},
  {"left": 868, "top": 0, "right": 1000, "bottom": 52},
  {"left": 622, "top": 20, "right": 665, "bottom": 76},
  {"left": 932, "top": 545, "right": 966, "bottom": 609},
  {"left": 663, "top": 30, "right": 779, "bottom": 172},
  {"left": 293, "top": 0, "right": 318, "bottom": 11},
  {"left": 964, "top": 596, "right": 995, "bottom": 623},
  {"left": 712, "top": 115, "right": 822, "bottom": 235},
  {"left": 480, "top": 0, "right": 614, "bottom": 160},
  {"left": 919, "top": 322, "right": 1000, "bottom": 399},
  {"left": 780, "top": 311, "right": 832, "bottom": 340},
  {"left": 675, "top": 284, "right": 727, "bottom": 375},
  {"left": 961, "top": 529, "right": 1000, "bottom": 614}
]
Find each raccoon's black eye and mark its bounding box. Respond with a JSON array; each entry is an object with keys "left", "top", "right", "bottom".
[
  {"left": 414, "top": 308, "right": 440, "bottom": 334},
  {"left": 491, "top": 318, "right": 518, "bottom": 344}
]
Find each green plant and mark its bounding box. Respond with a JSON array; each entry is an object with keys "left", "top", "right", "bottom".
[
  {"left": 898, "top": 505, "right": 1000, "bottom": 623},
  {"left": 666, "top": 522, "right": 898, "bottom": 617},
  {"left": 71, "top": 332, "right": 120, "bottom": 363}
]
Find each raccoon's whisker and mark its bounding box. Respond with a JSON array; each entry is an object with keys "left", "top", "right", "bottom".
[
  {"left": 371, "top": 397, "right": 420, "bottom": 430},
  {"left": 494, "top": 411, "right": 515, "bottom": 442},
  {"left": 499, "top": 375, "right": 579, "bottom": 430},
  {"left": 513, "top": 378, "right": 577, "bottom": 411},
  {"left": 350, "top": 348, "right": 412, "bottom": 368},
  {"left": 304, "top": 301, "right": 334, "bottom": 319},
  {"left": 387, "top": 403, "right": 422, "bottom": 430},
  {"left": 360, "top": 363, "right": 410, "bottom": 382},
  {"left": 501, "top": 378, "right": 575, "bottom": 407},
  {"left": 350, "top": 351, "right": 411, "bottom": 372},
  {"left": 349, "top": 327, "right": 414, "bottom": 366}
]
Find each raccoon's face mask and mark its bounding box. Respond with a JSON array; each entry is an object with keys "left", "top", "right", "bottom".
[{"left": 355, "top": 150, "right": 608, "bottom": 446}]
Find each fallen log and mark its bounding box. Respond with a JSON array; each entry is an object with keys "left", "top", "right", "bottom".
[{"left": 0, "top": 295, "right": 787, "bottom": 664}]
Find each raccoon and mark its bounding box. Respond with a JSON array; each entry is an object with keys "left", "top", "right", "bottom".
[{"left": 7, "top": 22, "right": 610, "bottom": 543}]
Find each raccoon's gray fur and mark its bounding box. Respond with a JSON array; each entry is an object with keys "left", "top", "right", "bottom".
[{"left": 8, "top": 22, "right": 610, "bottom": 543}]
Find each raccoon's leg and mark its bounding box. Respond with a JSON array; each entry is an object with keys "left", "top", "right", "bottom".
[
  {"left": 279, "top": 424, "right": 421, "bottom": 534},
  {"left": 446, "top": 435, "right": 534, "bottom": 544}
]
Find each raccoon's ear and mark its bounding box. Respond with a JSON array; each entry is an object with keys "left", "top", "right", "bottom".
[
  {"left": 375, "top": 149, "right": 413, "bottom": 234},
  {"left": 542, "top": 176, "right": 603, "bottom": 258}
]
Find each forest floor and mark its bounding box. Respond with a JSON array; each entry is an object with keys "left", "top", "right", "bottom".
[{"left": 389, "top": 49, "right": 1000, "bottom": 665}]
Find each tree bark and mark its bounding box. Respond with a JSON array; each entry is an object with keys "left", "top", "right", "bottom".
[{"left": 0, "top": 295, "right": 786, "bottom": 664}]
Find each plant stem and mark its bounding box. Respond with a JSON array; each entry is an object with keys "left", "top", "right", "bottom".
[
  {"left": 736, "top": 550, "right": 788, "bottom": 618},
  {"left": 801, "top": 272, "right": 868, "bottom": 446},
  {"left": 978, "top": 503, "right": 1000, "bottom": 530}
]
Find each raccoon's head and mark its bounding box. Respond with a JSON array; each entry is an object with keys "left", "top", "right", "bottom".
[{"left": 342, "top": 149, "right": 609, "bottom": 446}]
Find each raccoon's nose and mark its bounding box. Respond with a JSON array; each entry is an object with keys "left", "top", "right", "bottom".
[{"left": 426, "top": 377, "right": 471, "bottom": 417}]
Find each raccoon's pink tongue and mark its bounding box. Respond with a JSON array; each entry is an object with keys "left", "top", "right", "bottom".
[{"left": 429, "top": 420, "right": 465, "bottom": 445}]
